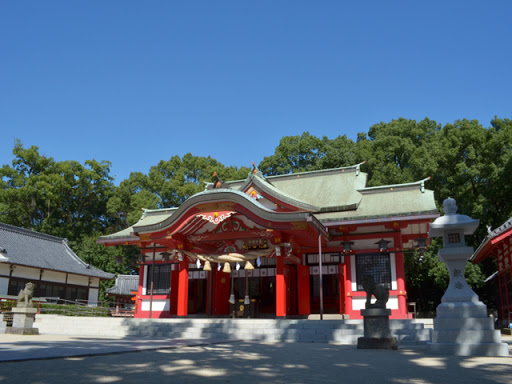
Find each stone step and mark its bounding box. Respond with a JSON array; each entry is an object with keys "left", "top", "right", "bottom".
[
  {"left": 433, "top": 317, "right": 494, "bottom": 330},
  {"left": 33, "top": 315, "right": 430, "bottom": 345},
  {"left": 431, "top": 329, "right": 502, "bottom": 344}
]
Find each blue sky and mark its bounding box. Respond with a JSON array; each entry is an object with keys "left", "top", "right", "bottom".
[{"left": 1, "top": 1, "right": 511, "bottom": 183}]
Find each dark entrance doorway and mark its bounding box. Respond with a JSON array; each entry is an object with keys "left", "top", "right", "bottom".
[
  {"left": 307, "top": 253, "right": 342, "bottom": 315},
  {"left": 232, "top": 268, "right": 276, "bottom": 317},
  {"left": 188, "top": 269, "right": 207, "bottom": 314}
]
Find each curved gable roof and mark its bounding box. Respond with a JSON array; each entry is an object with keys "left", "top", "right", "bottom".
[
  {"left": 237, "top": 165, "right": 366, "bottom": 212},
  {"left": 131, "top": 188, "right": 325, "bottom": 236}
]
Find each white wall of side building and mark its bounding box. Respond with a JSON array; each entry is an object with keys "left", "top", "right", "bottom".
[
  {"left": 0, "top": 263, "right": 9, "bottom": 277},
  {"left": 88, "top": 288, "right": 99, "bottom": 305},
  {"left": 43, "top": 270, "right": 66, "bottom": 283},
  {"left": 0, "top": 277, "right": 8, "bottom": 295},
  {"left": 67, "top": 274, "right": 89, "bottom": 286},
  {"left": 11, "top": 265, "right": 39, "bottom": 280},
  {"left": 89, "top": 277, "right": 100, "bottom": 288}
]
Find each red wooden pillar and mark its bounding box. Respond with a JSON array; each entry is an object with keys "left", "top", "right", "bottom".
[
  {"left": 170, "top": 265, "right": 179, "bottom": 315},
  {"left": 177, "top": 260, "right": 189, "bottom": 317},
  {"left": 297, "top": 264, "right": 310, "bottom": 315},
  {"left": 339, "top": 264, "right": 346, "bottom": 315},
  {"left": 394, "top": 234, "right": 408, "bottom": 318},
  {"left": 276, "top": 256, "right": 287, "bottom": 317},
  {"left": 344, "top": 255, "right": 353, "bottom": 317},
  {"left": 213, "top": 268, "right": 230, "bottom": 315}
]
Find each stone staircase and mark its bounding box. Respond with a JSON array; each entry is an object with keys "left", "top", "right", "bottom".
[{"left": 34, "top": 315, "right": 431, "bottom": 345}]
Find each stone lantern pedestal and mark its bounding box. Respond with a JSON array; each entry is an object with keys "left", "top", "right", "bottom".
[
  {"left": 5, "top": 307, "right": 39, "bottom": 335},
  {"left": 357, "top": 308, "right": 398, "bottom": 350},
  {"left": 426, "top": 198, "right": 508, "bottom": 356}
]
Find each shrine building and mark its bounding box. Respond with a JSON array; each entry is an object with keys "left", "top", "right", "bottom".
[
  {"left": 472, "top": 217, "right": 512, "bottom": 327},
  {"left": 98, "top": 163, "right": 438, "bottom": 319}
]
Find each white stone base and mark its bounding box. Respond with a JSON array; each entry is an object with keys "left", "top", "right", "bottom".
[{"left": 427, "top": 301, "right": 509, "bottom": 356}]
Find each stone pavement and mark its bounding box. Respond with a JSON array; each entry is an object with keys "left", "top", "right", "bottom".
[{"left": 0, "top": 334, "right": 511, "bottom": 383}]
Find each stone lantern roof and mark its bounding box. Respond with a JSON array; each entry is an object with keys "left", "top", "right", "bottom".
[{"left": 429, "top": 198, "right": 479, "bottom": 238}]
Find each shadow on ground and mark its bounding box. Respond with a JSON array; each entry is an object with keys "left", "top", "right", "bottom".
[{"left": 0, "top": 339, "right": 511, "bottom": 384}]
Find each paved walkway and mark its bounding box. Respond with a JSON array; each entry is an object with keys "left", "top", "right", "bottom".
[{"left": 0, "top": 334, "right": 511, "bottom": 383}]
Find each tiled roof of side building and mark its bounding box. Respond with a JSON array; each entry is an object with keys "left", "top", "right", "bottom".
[
  {"left": 106, "top": 274, "right": 139, "bottom": 296},
  {"left": 0, "top": 222, "right": 114, "bottom": 279}
]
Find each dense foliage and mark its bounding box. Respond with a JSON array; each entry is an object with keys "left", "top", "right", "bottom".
[{"left": 1, "top": 116, "right": 511, "bottom": 313}]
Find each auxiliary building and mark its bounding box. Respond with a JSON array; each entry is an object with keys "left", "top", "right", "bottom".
[{"left": 98, "top": 164, "right": 438, "bottom": 319}]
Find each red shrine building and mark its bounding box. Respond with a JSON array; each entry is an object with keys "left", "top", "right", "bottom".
[
  {"left": 472, "top": 217, "right": 512, "bottom": 327},
  {"left": 98, "top": 163, "right": 438, "bottom": 320}
]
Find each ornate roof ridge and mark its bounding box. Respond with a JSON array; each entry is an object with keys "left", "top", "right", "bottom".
[
  {"left": 265, "top": 162, "right": 366, "bottom": 181},
  {"left": 359, "top": 177, "right": 431, "bottom": 194},
  {"left": 140, "top": 207, "right": 179, "bottom": 219}
]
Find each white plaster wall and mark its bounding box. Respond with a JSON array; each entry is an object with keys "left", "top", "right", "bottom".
[
  {"left": 142, "top": 265, "right": 147, "bottom": 295},
  {"left": 12, "top": 266, "right": 39, "bottom": 280},
  {"left": 0, "top": 277, "right": 9, "bottom": 295},
  {"left": 352, "top": 296, "right": 399, "bottom": 310},
  {"left": 42, "top": 270, "right": 66, "bottom": 283},
  {"left": 89, "top": 277, "right": 100, "bottom": 288},
  {"left": 0, "top": 264, "right": 10, "bottom": 276},
  {"left": 351, "top": 255, "right": 357, "bottom": 291},
  {"left": 88, "top": 288, "right": 99, "bottom": 306},
  {"left": 390, "top": 253, "right": 397, "bottom": 290},
  {"left": 67, "top": 274, "right": 89, "bottom": 286},
  {"left": 141, "top": 299, "right": 169, "bottom": 312}
]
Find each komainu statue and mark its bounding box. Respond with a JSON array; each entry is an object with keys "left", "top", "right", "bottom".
[
  {"left": 362, "top": 274, "right": 389, "bottom": 309},
  {"left": 17, "top": 282, "right": 35, "bottom": 308}
]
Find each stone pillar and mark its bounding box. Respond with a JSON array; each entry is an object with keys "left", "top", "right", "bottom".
[
  {"left": 0, "top": 313, "right": 6, "bottom": 334},
  {"left": 357, "top": 274, "right": 398, "bottom": 350},
  {"left": 427, "top": 198, "right": 509, "bottom": 356},
  {"left": 6, "top": 307, "right": 39, "bottom": 335},
  {"left": 357, "top": 308, "right": 398, "bottom": 350}
]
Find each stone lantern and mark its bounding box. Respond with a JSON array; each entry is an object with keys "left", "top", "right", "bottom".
[{"left": 426, "top": 198, "right": 508, "bottom": 356}]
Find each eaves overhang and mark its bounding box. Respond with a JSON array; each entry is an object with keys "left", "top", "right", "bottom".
[{"left": 317, "top": 210, "right": 440, "bottom": 227}]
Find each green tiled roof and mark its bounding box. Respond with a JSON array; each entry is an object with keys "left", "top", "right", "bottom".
[
  {"left": 98, "top": 164, "right": 438, "bottom": 241},
  {"left": 266, "top": 168, "right": 366, "bottom": 211},
  {"left": 315, "top": 189, "right": 438, "bottom": 223}
]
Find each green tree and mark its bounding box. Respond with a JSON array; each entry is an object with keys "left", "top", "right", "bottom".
[
  {"left": 357, "top": 117, "right": 441, "bottom": 187},
  {"left": 147, "top": 153, "right": 250, "bottom": 208},
  {"left": 480, "top": 117, "right": 512, "bottom": 229},
  {"left": 258, "top": 132, "right": 327, "bottom": 175},
  {"left": 107, "top": 172, "right": 160, "bottom": 226},
  {"left": 0, "top": 140, "right": 116, "bottom": 242}
]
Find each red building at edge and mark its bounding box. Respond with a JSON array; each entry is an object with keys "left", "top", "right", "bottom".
[
  {"left": 98, "top": 163, "right": 438, "bottom": 320},
  {"left": 472, "top": 217, "right": 512, "bottom": 327}
]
